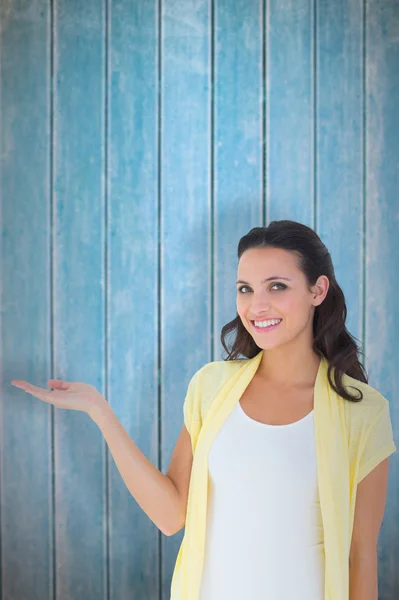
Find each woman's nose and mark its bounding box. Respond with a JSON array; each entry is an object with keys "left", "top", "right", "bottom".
[{"left": 250, "top": 296, "right": 272, "bottom": 313}]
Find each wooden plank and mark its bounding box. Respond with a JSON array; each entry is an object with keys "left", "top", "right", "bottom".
[
  {"left": 316, "top": 1, "right": 364, "bottom": 355},
  {"left": 267, "top": 0, "right": 313, "bottom": 223},
  {"left": 365, "top": 1, "right": 399, "bottom": 595},
  {"left": 107, "top": 0, "right": 160, "bottom": 597},
  {"left": 0, "top": 2, "right": 52, "bottom": 599},
  {"left": 53, "top": 1, "right": 107, "bottom": 598},
  {"left": 213, "top": 0, "right": 264, "bottom": 361},
  {"left": 159, "top": 0, "right": 211, "bottom": 597}
]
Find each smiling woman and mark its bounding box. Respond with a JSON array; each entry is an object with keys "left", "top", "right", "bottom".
[
  {"left": 222, "top": 220, "right": 367, "bottom": 400},
  {"left": 168, "top": 219, "right": 397, "bottom": 600}
]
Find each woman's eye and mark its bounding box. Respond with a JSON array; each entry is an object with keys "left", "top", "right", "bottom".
[
  {"left": 271, "top": 283, "right": 287, "bottom": 291},
  {"left": 237, "top": 283, "right": 287, "bottom": 293}
]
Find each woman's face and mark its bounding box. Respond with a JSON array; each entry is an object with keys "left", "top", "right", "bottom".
[{"left": 236, "top": 247, "right": 329, "bottom": 350}]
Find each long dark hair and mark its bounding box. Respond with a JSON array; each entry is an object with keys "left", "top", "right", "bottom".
[{"left": 221, "top": 220, "right": 368, "bottom": 402}]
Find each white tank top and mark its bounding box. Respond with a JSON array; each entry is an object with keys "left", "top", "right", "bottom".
[{"left": 198, "top": 399, "right": 325, "bottom": 600}]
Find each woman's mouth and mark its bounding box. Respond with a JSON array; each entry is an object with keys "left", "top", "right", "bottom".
[{"left": 250, "top": 319, "right": 282, "bottom": 332}]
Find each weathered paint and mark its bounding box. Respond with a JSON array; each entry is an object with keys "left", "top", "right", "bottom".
[{"left": 1, "top": 0, "right": 398, "bottom": 598}]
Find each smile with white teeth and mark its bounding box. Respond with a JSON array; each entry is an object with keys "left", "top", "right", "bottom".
[{"left": 253, "top": 318, "right": 282, "bottom": 328}]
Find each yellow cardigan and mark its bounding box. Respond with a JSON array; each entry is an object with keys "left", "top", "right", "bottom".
[{"left": 170, "top": 350, "right": 397, "bottom": 600}]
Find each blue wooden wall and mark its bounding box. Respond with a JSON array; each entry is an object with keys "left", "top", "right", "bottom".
[{"left": 1, "top": 0, "right": 398, "bottom": 598}]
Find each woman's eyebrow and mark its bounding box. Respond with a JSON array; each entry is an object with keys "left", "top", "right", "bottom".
[{"left": 236, "top": 276, "right": 292, "bottom": 284}]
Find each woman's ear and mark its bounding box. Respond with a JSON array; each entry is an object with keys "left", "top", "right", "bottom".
[{"left": 312, "top": 275, "right": 329, "bottom": 306}]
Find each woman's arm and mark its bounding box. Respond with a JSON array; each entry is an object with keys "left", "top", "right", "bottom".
[
  {"left": 349, "top": 552, "right": 378, "bottom": 600},
  {"left": 11, "top": 377, "right": 188, "bottom": 537},
  {"left": 349, "top": 457, "right": 391, "bottom": 600},
  {"left": 89, "top": 401, "right": 184, "bottom": 536}
]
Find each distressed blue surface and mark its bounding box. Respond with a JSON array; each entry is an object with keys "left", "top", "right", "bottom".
[
  {"left": 52, "top": 1, "right": 106, "bottom": 598},
  {"left": 1, "top": 2, "right": 52, "bottom": 599},
  {"left": 365, "top": 1, "right": 399, "bottom": 590},
  {"left": 160, "top": 1, "right": 212, "bottom": 596},
  {"left": 108, "top": 1, "right": 159, "bottom": 598},
  {"left": 1, "top": 0, "right": 398, "bottom": 599},
  {"left": 213, "top": 0, "right": 263, "bottom": 358}
]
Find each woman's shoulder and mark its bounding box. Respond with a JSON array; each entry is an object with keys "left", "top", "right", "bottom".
[
  {"left": 199, "top": 357, "right": 247, "bottom": 375},
  {"left": 193, "top": 357, "right": 247, "bottom": 389},
  {"left": 340, "top": 370, "right": 396, "bottom": 472},
  {"left": 340, "top": 369, "right": 391, "bottom": 422}
]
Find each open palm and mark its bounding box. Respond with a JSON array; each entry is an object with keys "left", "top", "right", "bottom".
[{"left": 11, "top": 379, "right": 105, "bottom": 414}]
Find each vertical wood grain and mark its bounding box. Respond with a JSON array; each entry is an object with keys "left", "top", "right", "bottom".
[
  {"left": 213, "top": 0, "right": 264, "bottom": 361},
  {"left": 266, "top": 0, "right": 314, "bottom": 224},
  {"left": 365, "top": 1, "right": 399, "bottom": 596},
  {"left": 0, "top": 2, "right": 52, "bottom": 599},
  {"left": 159, "top": 0, "right": 212, "bottom": 597},
  {"left": 107, "top": 0, "right": 160, "bottom": 598},
  {"left": 316, "top": 1, "right": 364, "bottom": 357},
  {"left": 1, "top": 0, "right": 398, "bottom": 598},
  {"left": 53, "top": 0, "right": 106, "bottom": 598}
]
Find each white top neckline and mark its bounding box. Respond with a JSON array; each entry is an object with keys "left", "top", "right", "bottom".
[{"left": 237, "top": 400, "right": 314, "bottom": 429}]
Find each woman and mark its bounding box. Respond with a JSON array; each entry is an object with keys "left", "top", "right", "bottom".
[{"left": 12, "top": 220, "right": 396, "bottom": 600}]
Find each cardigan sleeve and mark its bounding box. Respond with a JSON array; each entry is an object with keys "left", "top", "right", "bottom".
[
  {"left": 357, "top": 401, "right": 397, "bottom": 483},
  {"left": 183, "top": 368, "right": 203, "bottom": 451},
  {"left": 183, "top": 371, "right": 195, "bottom": 434}
]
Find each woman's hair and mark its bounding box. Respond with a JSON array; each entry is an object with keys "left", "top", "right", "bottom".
[{"left": 221, "top": 220, "right": 368, "bottom": 402}]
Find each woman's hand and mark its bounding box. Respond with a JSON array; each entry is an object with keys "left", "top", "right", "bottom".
[{"left": 11, "top": 378, "right": 107, "bottom": 414}]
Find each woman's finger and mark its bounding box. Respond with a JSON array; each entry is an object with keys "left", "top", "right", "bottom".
[
  {"left": 11, "top": 379, "right": 104, "bottom": 413},
  {"left": 48, "top": 379, "right": 69, "bottom": 390},
  {"left": 12, "top": 381, "right": 54, "bottom": 399},
  {"left": 11, "top": 380, "right": 29, "bottom": 389},
  {"left": 12, "top": 379, "right": 66, "bottom": 391}
]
